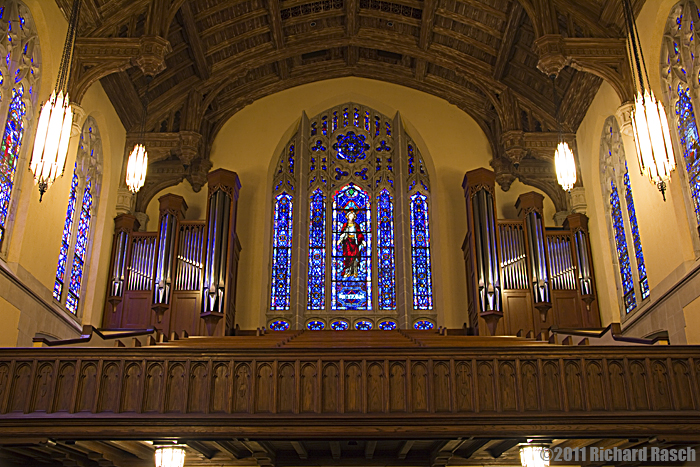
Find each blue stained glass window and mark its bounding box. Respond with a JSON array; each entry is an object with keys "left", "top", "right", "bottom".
[
  {"left": 355, "top": 320, "right": 373, "bottom": 330},
  {"left": 623, "top": 164, "right": 649, "bottom": 300},
  {"left": 307, "top": 189, "right": 326, "bottom": 309},
  {"left": 270, "top": 320, "right": 290, "bottom": 331},
  {"left": 332, "top": 184, "right": 372, "bottom": 310},
  {"left": 53, "top": 164, "right": 79, "bottom": 300},
  {"left": 414, "top": 320, "right": 434, "bottom": 330},
  {"left": 378, "top": 320, "right": 397, "bottom": 330},
  {"left": 409, "top": 192, "right": 433, "bottom": 310},
  {"left": 610, "top": 180, "right": 636, "bottom": 313},
  {"left": 0, "top": 86, "right": 26, "bottom": 246},
  {"left": 377, "top": 190, "right": 396, "bottom": 309},
  {"left": 307, "top": 320, "right": 325, "bottom": 330},
  {"left": 66, "top": 182, "right": 93, "bottom": 314},
  {"left": 270, "top": 192, "right": 293, "bottom": 310},
  {"left": 675, "top": 85, "right": 700, "bottom": 225},
  {"left": 333, "top": 131, "right": 370, "bottom": 163},
  {"left": 331, "top": 319, "right": 349, "bottom": 330}
]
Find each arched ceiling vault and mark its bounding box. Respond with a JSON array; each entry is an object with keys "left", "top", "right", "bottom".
[{"left": 57, "top": 0, "right": 645, "bottom": 211}]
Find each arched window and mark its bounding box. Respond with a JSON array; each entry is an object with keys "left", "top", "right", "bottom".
[
  {"left": 267, "top": 103, "right": 434, "bottom": 331},
  {"left": 661, "top": 1, "right": 700, "bottom": 231},
  {"left": 600, "top": 116, "right": 649, "bottom": 315},
  {"left": 0, "top": 0, "right": 40, "bottom": 249},
  {"left": 53, "top": 117, "right": 102, "bottom": 314}
]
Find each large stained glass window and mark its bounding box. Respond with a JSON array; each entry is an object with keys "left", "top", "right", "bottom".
[
  {"left": 307, "top": 189, "right": 326, "bottom": 309},
  {"left": 675, "top": 84, "right": 700, "bottom": 224},
  {"left": 377, "top": 189, "right": 396, "bottom": 310},
  {"left": 66, "top": 182, "right": 93, "bottom": 313},
  {"left": 53, "top": 164, "right": 78, "bottom": 300},
  {"left": 268, "top": 103, "right": 434, "bottom": 329},
  {"left": 623, "top": 163, "right": 649, "bottom": 299},
  {"left": 600, "top": 116, "right": 647, "bottom": 315},
  {"left": 610, "top": 180, "right": 636, "bottom": 313},
  {"left": 410, "top": 192, "right": 433, "bottom": 310},
  {"left": 53, "top": 119, "right": 102, "bottom": 315},
  {"left": 0, "top": 85, "right": 25, "bottom": 245},
  {"left": 332, "top": 184, "right": 372, "bottom": 310},
  {"left": 270, "top": 192, "right": 293, "bottom": 310},
  {"left": 0, "top": 1, "right": 41, "bottom": 249}
]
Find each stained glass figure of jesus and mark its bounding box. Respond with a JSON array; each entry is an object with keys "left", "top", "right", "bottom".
[
  {"left": 332, "top": 184, "right": 372, "bottom": 310},
  {"left": 338, "top": 210, "right": 365, "bottom": 278}
]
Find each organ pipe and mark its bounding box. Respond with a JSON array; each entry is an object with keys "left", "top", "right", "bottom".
[
  {"left": 517, "top": 192, "right": 551, "bottom": 322},
  {"left": 106, "top": 214, "right": 140, "bottom": 311},
  {"left": 201, "top": 169, "right": 241, "bottom": 336},
  {"left": 463, "top": 169, "right": 502, "bottom": 336},
  {"left": 152, "top": 194, "right": 188, "bottom": 323},
  {"left": 566, "top": 213, "right": 596, "bottom": 310}
]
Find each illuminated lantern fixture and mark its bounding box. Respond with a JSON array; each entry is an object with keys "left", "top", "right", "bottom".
[
  {"left": 126, "top": 79, "right": 152, "bottom": 193},
  {"left": 30, "top": 0, "right": 81, "bottom": 202},
  {"left": 551, "top": 76, "right": 577, "bottom": 192},
  {"left": 623, "top": 0, "right": 675, "bottom": 200},
  {"left": 154, "top": 445, "right": 186, "bottom": 467},
  {"left": 519, "top": 445, "right": 550, "bottom": 467}
]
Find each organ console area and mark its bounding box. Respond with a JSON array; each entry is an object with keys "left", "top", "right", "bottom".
[{"left": 101, "top": 168, "right": 599, "bottom": 337}]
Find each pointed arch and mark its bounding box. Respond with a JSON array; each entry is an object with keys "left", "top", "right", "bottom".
[
  {"left": 0, "top": 0, "right": 41, "bottom": 250},
  {"left": 266, "top": 103, "right": 435, "bottom": 330},
  {"left": 53, "top": 117, "right": 103, "bottom": 315},
  {"left": 600, "top": 116, "right": 648, "bottom": 316}
]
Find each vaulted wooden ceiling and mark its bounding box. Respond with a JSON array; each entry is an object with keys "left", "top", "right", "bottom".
[{"left": 55, "top": 0, "right": 644, "bottom": 210}]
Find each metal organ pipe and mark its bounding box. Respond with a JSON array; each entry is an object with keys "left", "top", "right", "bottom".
[
  {"left": 471, "top": 189, "right": 502, "bottom": 320},
  {"left": 524, "top": 209, "right": 551, "bottom": 321}
]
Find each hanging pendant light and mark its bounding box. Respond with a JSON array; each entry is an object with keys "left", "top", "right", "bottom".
[
  {"left": 154, "top": 445, "right": 186, "bottom": 467},
  {"left": 30, "top": 0, "right": 81, "bottom": 202},
  {"left": 126, "top": 79, "right": 151, "bottom": 193},
  {"left": 551, "top": 76, "right": 577, "bottom": 192},
  {"left": 623, "top": 0, "right": 676, "bottom": 200},
  {"left": 519, "top": 445, "right": 550, "bottom": 467}
]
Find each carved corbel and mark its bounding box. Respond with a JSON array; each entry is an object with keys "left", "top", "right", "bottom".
[
  {"left": 178, "top": 131, "right": 203, "bottom": 166},
  {"left": 490, "top": 156, "right": 516, "bottom": 191},
  {"left": 69, "top": 36, "right": 170, "bottom": 103},
  {"left": 534, "top": 34, "right": 568, "bottom": 76},
  {"left": 186, "top": 158, "right": 213, "bottom": 192},
  {"left": 134, "top": 35, "right": 172, "bottom": 77},
  {"left": 615, "top": 102, "right": 635, "bottom": 136},
  {"left": 501, "top": 130, "right": 527, "bottom": 167}
]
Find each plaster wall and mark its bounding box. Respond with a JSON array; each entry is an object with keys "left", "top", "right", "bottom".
[{"left": 0, "top": 0, "right": 126, "bottom": 345}]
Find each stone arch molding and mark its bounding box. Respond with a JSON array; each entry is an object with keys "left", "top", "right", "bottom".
[{"left": 265, "top": 102, "right": 438, "bottom": 331}]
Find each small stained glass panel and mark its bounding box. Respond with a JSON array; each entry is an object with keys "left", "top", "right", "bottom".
[
  {"left": 331, "top": 319, "right": 349, "bottom": 330},
  {"left": 270, "top": 193, "right": 294, "bottom": 310},
  {"left": 378, "top": 320, "right": 397, "bottom": 330},
  {"left": 0, "top": 86, "right": 26, "bottom": 246},
  {"left": 307, "top": 189, "right": 326, "bottom": 309},
  {"left": 269, "top": 320, "right": 290, "bottom": 331},
  {"left": 410, "top": 192, "right": 433, "bottom": 310},
  {"left": 414, "top": 320, "right": 434, "bottom": 330},
  {"left": 54, "top": 165, "right": 79, "bottom": 300},
  {"left": 377, "top": 190, "right": 396, "bottom": 310},
  {"left": 307, "top": 320, "right": 325, "bottom": 331},
  {"left": 610, "top": 180, "right": 636, "bottom": 313},
  {"left": 354, "top": 320, "right": 373, "bottom": 330},
  {"left": 67, "top": 182, "right": 93, "bottom": 314},
  {"left": 623, "top": 164, "right": 649, "bottom": 300},
  {"left": 676, "top": 85, "right": 700, "bottom": 226}
]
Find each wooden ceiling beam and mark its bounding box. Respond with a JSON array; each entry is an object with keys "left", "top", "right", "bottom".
[
  {"left": 419, "top": 0, "right": 438, "bottom": 50},
  {"left": 365, "top": 441, "right": 377, "bottom": 459},
  {"left": 205, "top": 26, "right": 271, "bottom": 57},
  {"left": 454, "top": 0, "right": 508, "bottom": 20},
  {"left": 433, "top": 25, "right": 498, "bottom": 56},
  {"left": 194, "top": 0, "right": 255, "bottom": 22},
  {"left": 180, "top": 1, "right": 210, "bottom": 80},
  {"left": 283, "top": 10, "right": 346, "bottom": 26},
  {"left": 436, "top": 8, "right": 504, "bottom": 39},
  {"left": 552, "top": 0, "right": 615, "bottom": 37},
  {"left": 266, "top": 0, "right": 286, "bottom": 49},
  {"left": 100, "top": 71, "right": 144, "bottom": 131},
  {"left": 493, "top": 3, "right": 523, "bottom": 80},
  {"left": 359, "top": 9, "right": 421, "bottom": 27},
  {"left": 347, "top": 0, "right": 359, "bottom": 36},
  {"left": 291, "top": 441, "right": 308, "bottom": 460},
  {"left": 199, "top": 10, "right": 269, "bottom": 40},
  {"left": 89, "top": 0, "right": 150, "bottom": 37},
  {"left": 398, "top": 440, "right": 415, "bottom": 459}
]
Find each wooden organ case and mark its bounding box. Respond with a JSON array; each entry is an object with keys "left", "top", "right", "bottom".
[
  {"left": 463, "top": 169, "right": 600, "bottom": 336},
  {"left": 103, "top": 169, "right": 241, "bottom": 336}
]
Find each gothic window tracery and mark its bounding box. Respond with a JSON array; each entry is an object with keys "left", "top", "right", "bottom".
[
  {"left": 661, "top": 1, "right": 700, "bottom": 231},
  {"left": 267, "top": 103, "right": 435, "bottom": 331},
  {"left": 0, "top": 0, "right": 39, "bottom": 249},
  {"left": 600, "top": 116, "right": 648, "bottom": 315},
  {"left": 53, "top": 117, "right": 102, "bottom": 315}
]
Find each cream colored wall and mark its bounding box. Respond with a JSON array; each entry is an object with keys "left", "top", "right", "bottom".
[
  {"left": 0, "top": 0, "right": 126, "bottom": 345},
  {"left": 145, "top": 181, "right": 209, "bottom": 230},
  {"left": 575, "top": 0, "right": 700, "bottom": 343},
  {"left": 496, "top": 181, "right": 556, "bottom": 224},
  {"left": 206, "top": 78, "right": 497, "bottom": 329}
]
